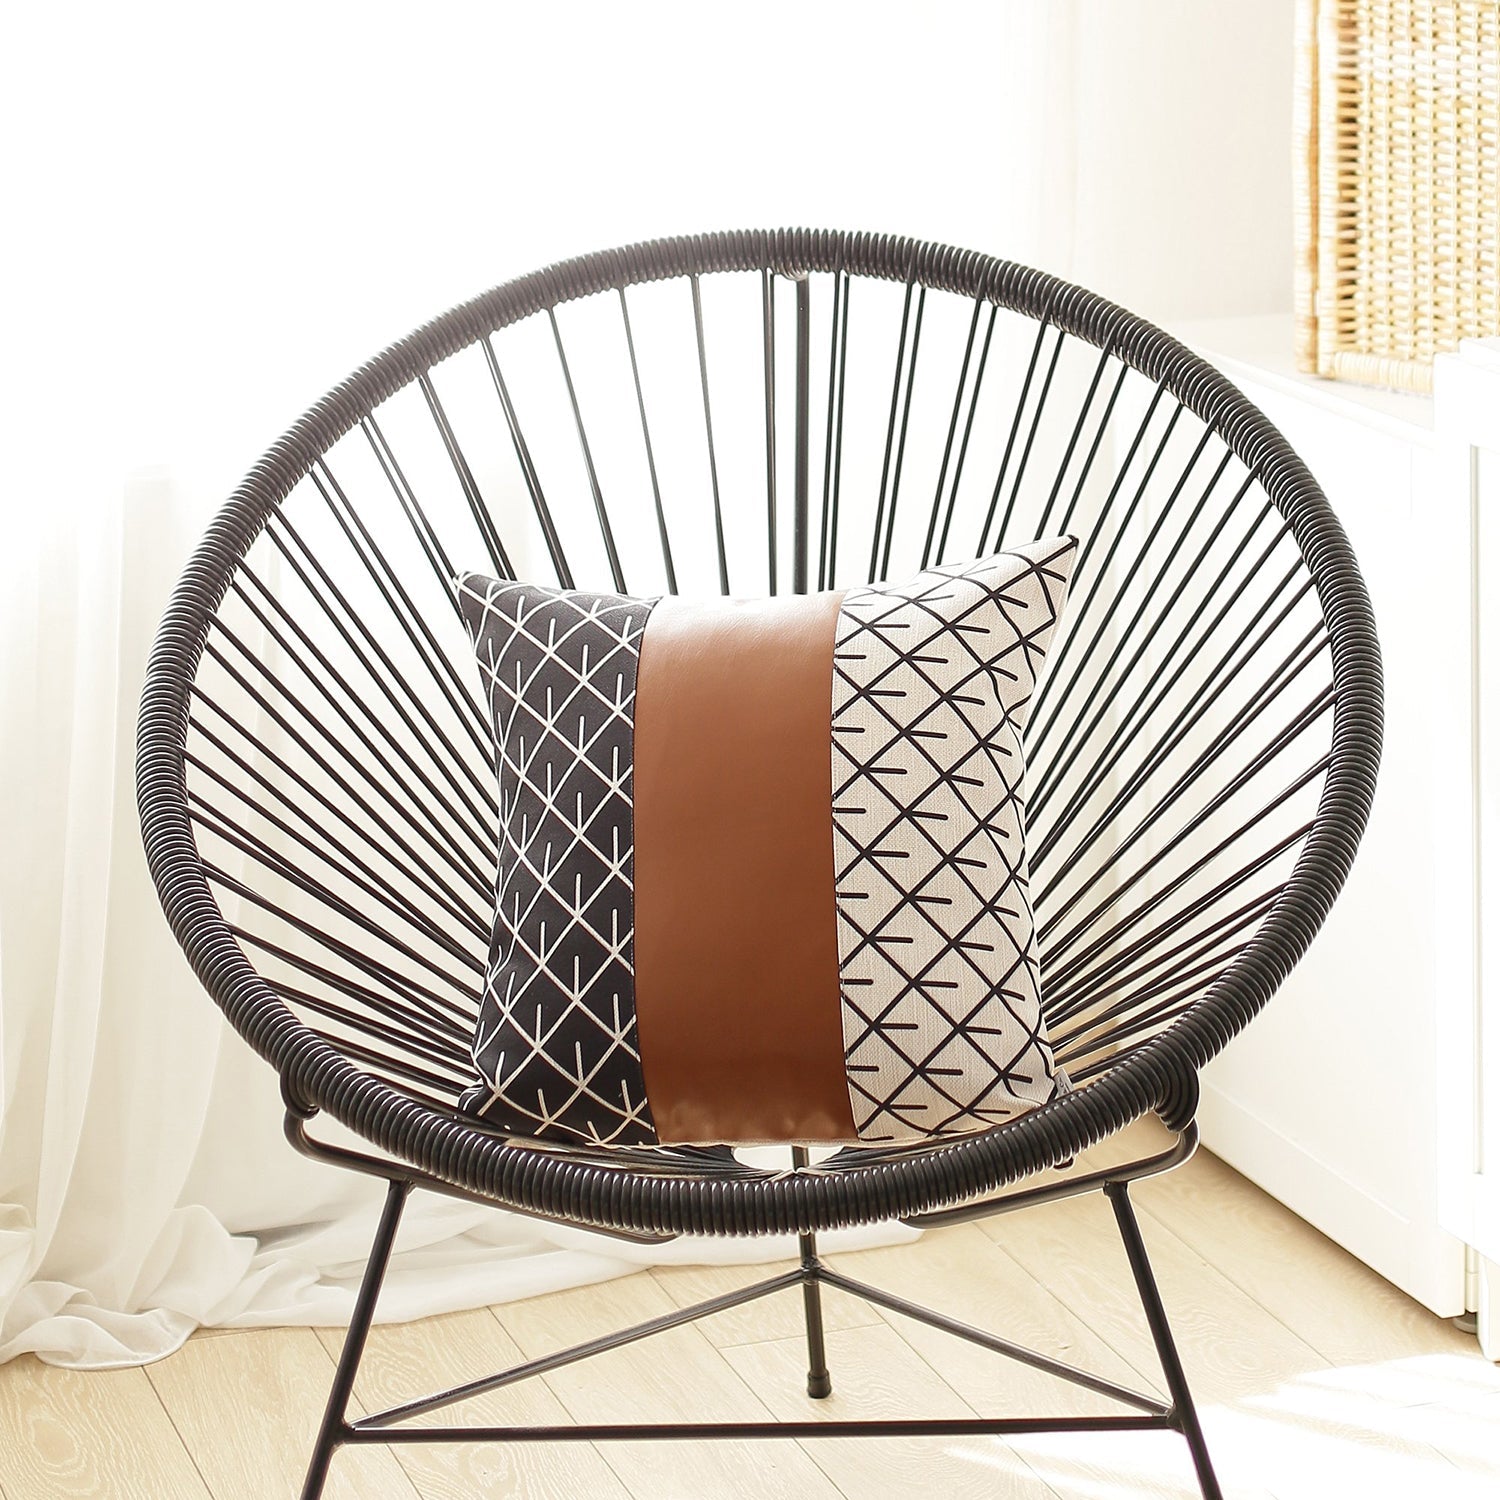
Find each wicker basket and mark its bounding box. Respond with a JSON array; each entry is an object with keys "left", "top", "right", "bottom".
[{"left": 1296, "top": 0, "right": 1500, "bottom": 393}]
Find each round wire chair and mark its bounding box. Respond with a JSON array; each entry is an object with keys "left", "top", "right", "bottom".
[{"left": 137, "top": 228, "right": 1381, "bottom": 1499}]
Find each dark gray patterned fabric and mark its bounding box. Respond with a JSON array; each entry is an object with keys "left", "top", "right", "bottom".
[{"left": 456, "top": 575, "right": 658, "bottom": 1145}]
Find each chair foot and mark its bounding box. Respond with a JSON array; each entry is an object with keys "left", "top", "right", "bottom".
[
  {"left": 1106, "top": 1180, "right": 1223, "bottom": 1500},
  {"left": 300, "top": 1178, "right": 410, "bottom": 1500},
  {"left": 798, "top": 1239, "right": 833, "bottom": 1398},
  {"left": 793, "top": 1148, "right": 833, "bottom": 1399}
]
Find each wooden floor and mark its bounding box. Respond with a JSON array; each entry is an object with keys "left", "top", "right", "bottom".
[{"left": 3, "top": 1131, "right": 1497, "bottom": 1498}]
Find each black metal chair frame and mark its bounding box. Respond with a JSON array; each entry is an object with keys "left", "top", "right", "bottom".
[
  {"left": 288, "top": 1110, "right": 1213, "bottom": 1498},
  {"left": 136, "top": 229, "right": 1382, "bottom": 1500}
]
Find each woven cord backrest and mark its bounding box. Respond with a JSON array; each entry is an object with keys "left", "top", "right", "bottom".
[{"left": 137, "top": 230, "right": 1381, "bottom": 1228}]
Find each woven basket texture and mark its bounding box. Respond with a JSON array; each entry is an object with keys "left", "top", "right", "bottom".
[{"left": 1295, "top": 0, "right": 1500, "bottom": 392}]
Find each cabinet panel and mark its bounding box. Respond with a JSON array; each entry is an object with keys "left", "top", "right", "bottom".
[{"left": 1436, "top": 345, "right": 1500, "bottom": 1353}]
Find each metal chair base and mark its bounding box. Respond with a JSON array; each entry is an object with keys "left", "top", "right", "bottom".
[{"left": 299, "top": 1140, "right": 1224, "bottom": 1500}]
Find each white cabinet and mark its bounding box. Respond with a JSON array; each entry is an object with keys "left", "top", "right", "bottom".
[
  {"left": 1432, "top": 342, "right": 1500, "bottom": 1356},
  {"left": 1174, "top": 317, "right": 1481, "bottom": 1322}
]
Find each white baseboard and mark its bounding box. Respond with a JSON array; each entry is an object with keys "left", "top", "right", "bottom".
[{"left": 1198, "top": 1082, "right": 1467, "bottom": 1318}]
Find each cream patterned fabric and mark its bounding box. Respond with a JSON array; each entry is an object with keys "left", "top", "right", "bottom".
[{"left": 832, "top": 537, "right": 1078, "bottom": 1141}]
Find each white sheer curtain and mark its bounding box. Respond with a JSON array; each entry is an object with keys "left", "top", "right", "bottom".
[{"left": 0, "top": 0, "right": 1291, "bottom": 1369}]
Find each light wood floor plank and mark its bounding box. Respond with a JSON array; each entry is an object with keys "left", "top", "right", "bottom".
[
  {"left": 0, "top": 1357, "right": 210, "bottom": 1500},
  {"left": 493, "top": 1270, "right": 844, "bottom": 1500},
  {"left": 145, "top": 1326, "right": 417, "bottom": 1500},
  {"left": 1137, "top": 1148, "right": 1478, "bottom": 1370},
  {"left": 823, "top": 1222, "right": 1263, "bottom": 1498},
  {"left": 980, "top": 1178, "right": 1326, "bottom": 1404},
  {"left": 980, "top": 1169, "right": 1488, "bottom": 1499},
  {"left": 724, "top": 1321, "right": 1063, "bottom": 1499},
  {"left": 1368, "top": 1384, "right": 1500, "bottom": 1489},
  {"left": 827, "top": 1222, "right": 1150, "bottom": 1415},
  {"left": 312, "top": 1307, "right": 631, "bottom": 1499}
]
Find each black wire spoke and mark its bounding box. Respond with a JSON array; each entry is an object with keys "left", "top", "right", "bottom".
[
  {"left": 1042, "top": 742, "right": 1331, "bottom": 986},
  {"left": 311, "top": 458, "right": 493, "bottom": 776},
  {"left": 935, "top": 303, "right": 999, "bottom": 566},
  {"left": 981, "top": 328, "right": 1061, "bottom": 553},
  {"left": 975, "top": 315, "right": 1053, "bottom": 556},
  {"left": 363, "top": 413, "right": 466, "bottom": 590},
  {"left": 618, "top": 288, "right": 677, "bottom": 594},
  {"left": 206, "top": 862, "right": 479, "bottom": 1026},
  {"left": 792, "top": 273, "right": 812, "bottom": 596},
  {"left": 479, "top": 336, "right": 574, "bottom": 591},
  {"left": 186, "top": 752, "right": 485, "bottom": 964},
  {"left": 868, "top": 276, "right": 921, "bottom": 583},
  {"left": 1026, "top": 412, "right": 1209, "bottom": 762},
  {"left": 1033, "top": 532, "right": 1303, "bottom": 869},
  {"left": 418, "top": 373, "right": 514, "bottom": 580},
  {"left": 762, "top": 268, "right": 779, "bottom": 593},
  {"left": 1038, "top": 605, "right": 1327, "bottom": 903},
  {"left": 1058, "top": 969, "right": 1241, "bottom": 1074},
  {"left": 234, "top": 918, "right": 476, "bottom": 1046},
  {"left": 1041, "top": 682, "right": 1334, "bottom": 965},
  {"left": 267, "top": 988, "right": 472, "bottom": 1104},
  {"left": 1026, "top": 384, "right": 1173, "bottom": 729},
  {"left": 878, "top": 285, "right": 927, "bottom": 581},
  {"left": 1048, "top": 886, "right": 1278, "bottom": 1038},
  {"left": 202, "top": 610, "right": 492, "bottom": 893},
  {"left": 548, "top": 307, "right": 626, "bottom": 593},
  {"left": 265, "top": 511, "right": 496, "bottom": 784},
  {"left": 1046, "top": 825, "right": 1306, "bottom": 1010},
  {"left": 991, "top": 325, "right": 1067, "bottom": 549},
  {"left": 192, "top": 801, "right": 481, "bottom": 1006},
  {"left": 1054, "top": 363, "right": 1131, "bottom": 538},
  {"left": 1043, "top": 645, "right": 1335, "bottom": 930},
  {"left": 186, "top": 708, "right": 487, "bottom": 940},
  {"left": 1035, "top": 344, "right": 1122, "bottom": 541},
  {"left": 690, "top": 273, "right": 730, "bottom": 594},
  {"left": 820, "top": 268, "right": 852, "bottom": 590},
  {"left": 1054, "top": 925, "right": 1258, "bottom": 1064},
  {"left": 190, "top": 653, "right": 492, "bottom": 917},
  {"left": 1026, "top": 466, "right": 1257, "bottom": 825},
  {"left": 921, "top": 295, "right": 985, "bottom": 570},
  {"left": 1042, "top": 811, "right": 1316, "bottom": 1011},
  {"left": 357, "top": 417, "right": 503, "bottom": 749},
  {"left": 1049, "top": 876, "right": 1277, "bottom": 1026},
  {"left": 228, "top": 563, "right": 493, "bottom": 855}
]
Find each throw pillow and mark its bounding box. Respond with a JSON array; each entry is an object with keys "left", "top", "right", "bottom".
[{"left": 455, "top": 535, "right": 1077, "bottom": 1147}]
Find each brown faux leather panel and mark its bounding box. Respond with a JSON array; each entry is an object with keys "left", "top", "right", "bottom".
[{"left": 631, "top": 591, "right": 856, "bottom": 1144}]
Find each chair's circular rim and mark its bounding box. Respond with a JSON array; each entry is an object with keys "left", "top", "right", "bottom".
[{"left": 136, "top": 227, "right": 1382, "bottom": 1237}]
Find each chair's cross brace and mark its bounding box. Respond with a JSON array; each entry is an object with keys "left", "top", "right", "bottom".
[
  {"left": 349, "top": 1252, "right": 1173, "bottom": 1436},
  {"left": 342, "top": 1413, "right": 1181, "bottom": 1445},
  {"left": 815, "top": 1266, "right": 1170, "bottom": 1416},
  {"left": 357, "top": 1267, "right": 806, "bottom": 1429}
]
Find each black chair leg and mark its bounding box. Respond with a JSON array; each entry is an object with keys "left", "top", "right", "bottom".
[
  {"left": 798, "top": 1228, "right": 833, "bottom": 1399},
  {"left": 792, "top": 1147, "right": 832, "bottom": 1399},
  {"left": 1106, "top": 1180, "right": 1223, "bottom": 1500},
  {"left": 300, "top": 1178, "right": 410, "bottom": 1500}
]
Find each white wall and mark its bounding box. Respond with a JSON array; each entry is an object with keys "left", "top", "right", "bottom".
[
  {"left": 6, "top": 1, "right": 1295, "bottom": 522},
  {"left": 1065, "top": 1, "right": 1296, "bottom": 324}
]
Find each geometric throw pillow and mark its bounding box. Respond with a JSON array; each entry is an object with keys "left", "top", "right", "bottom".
[{"left": 455, "top": 536, "right": 1078, "bottom": 1148}]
